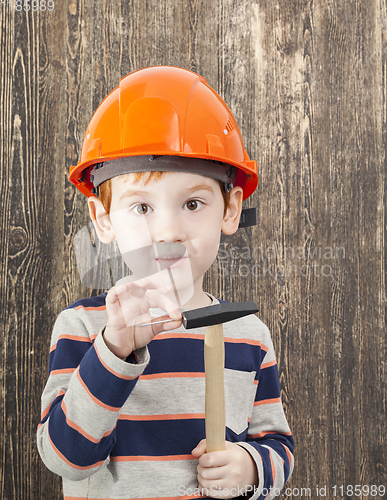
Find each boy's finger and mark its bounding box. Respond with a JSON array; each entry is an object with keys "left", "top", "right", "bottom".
[
  {"left": 141, "top": 318, "right": 182, "bottom": 337},
  {"left": 161, "top": 317, "right": 182, "bottom": 332},
  {"left": 143, "top": 313, "right": 182, "bottom": 333},
  {"left": 197, "top": 464, "right": 225, "bottom": 482},
  {"left": 191, "top": 439, "right": 207, "bottom": 457},
  {"left": 106, "top": 287, "right": 126, "bottom": 315},
  {"left": 198, "top": 450, "right": 230, "bottom": 468}
]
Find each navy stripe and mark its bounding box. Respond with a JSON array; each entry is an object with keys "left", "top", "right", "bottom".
[
  {"left": 40, "top": 394, "right": 65, "bottom": 425},
  {"left": 225, "top": 342, "right": 263, "bottom": 374},
  {"left": 65, "top": 291, "right": 108, "bottom": 311},
  {"left": 255, "top": 364, "right": 281, "bottom": 401},
  {"left": 248, "top": 442, "right": 274, "bottom": 498},
  {"left": 111, "top": 419, "right": 205, "bottom": 457},
  {"left": 48, "top": 401, "right": 115, "bottom": 467},
  {"left": 146, "top": 337, "right": 204, "bottom": 374},
  {"left": 226, "top": 426, "right": 249, "bottom": 443},
  {"left": 49, "top": 339, "right": 92, "bottom": 373},
  {"left": 247, "top": 434, "right": 294, "bottom": 456},
  {"left": 264, "top": 438, "right": 294, "bottom": 482},
  {"left": 146, "top": 338, "right": 263, "bottom": 375},
  {"left": 247, "top": 435, "right": 294, "bottom": 498},
  {"left": 49, "top": 336, "right": 264, "bottom": 378},
  {"left": 78, "top": 345, "right": 138, "bottom": 408}
]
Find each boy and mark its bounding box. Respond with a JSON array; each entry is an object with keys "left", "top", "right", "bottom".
[{"left": 37, "top": 66, "right": 294, "bottom": 500}]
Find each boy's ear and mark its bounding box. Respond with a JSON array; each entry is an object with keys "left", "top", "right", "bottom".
[
  {"left": 222, "top": 186, "right": 243, "bottom": 235},
  {"left": 88, "top": 196, "right": 115, "bottom": 244}
]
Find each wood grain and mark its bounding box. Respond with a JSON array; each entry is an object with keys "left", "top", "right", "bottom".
[
  {"left": 0, "top": 1, "right": 386, "bottom": 498},
  {"left": 204, "top": 324, "right": 226, "bottom": 453}
]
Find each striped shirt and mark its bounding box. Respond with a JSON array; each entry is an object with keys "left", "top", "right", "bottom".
[{"left": 37, "top": 292, "right": 294, "bottom": 500}]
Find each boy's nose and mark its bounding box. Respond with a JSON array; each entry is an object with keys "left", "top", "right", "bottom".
[{"left": 152, "top": 212, "right": 186, "bottom": 243}]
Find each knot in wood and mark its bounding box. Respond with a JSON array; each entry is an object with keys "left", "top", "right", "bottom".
[{"left": 10, "top": 227, "right": 27, "bottom": 249}]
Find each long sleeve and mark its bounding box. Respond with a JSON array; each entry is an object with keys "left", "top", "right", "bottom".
[
  {"left": 236, "top": 325, "right": 294, "bottom": 500},
  {"left": 37, "top": 305, "right": 150, "bottom": 481}
]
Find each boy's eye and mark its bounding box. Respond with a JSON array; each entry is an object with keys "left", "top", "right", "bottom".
[
  {"left": 133, "top": 203, "right": 152, "bottom": 215},
  {"left": 185, "top": 200, "right": 202, "bottom": 211}
]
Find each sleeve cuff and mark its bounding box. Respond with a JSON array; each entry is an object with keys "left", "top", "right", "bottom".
[
  {"left": 236, "top": 442, "right": 264, "bottom": 500},
  {"left": 96, "top": 330, "right": 150, "bottom": 379}
]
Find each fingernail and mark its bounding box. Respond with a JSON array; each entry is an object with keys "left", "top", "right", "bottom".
[{"left": 171, "top": 309, "right": 182, "bottom": 320}]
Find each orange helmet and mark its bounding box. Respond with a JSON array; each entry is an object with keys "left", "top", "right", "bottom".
[{"left": 69, "top": 66, "right": 258, "bottom": 200}]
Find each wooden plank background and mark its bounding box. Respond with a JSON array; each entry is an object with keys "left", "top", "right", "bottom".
[{"left": 1, "top": 0, "right": 386, "bottom": 499}]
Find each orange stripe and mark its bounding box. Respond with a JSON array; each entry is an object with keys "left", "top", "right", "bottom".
[
  {"left": 74, "top": 304, "right": 106, "bottom": 311},
  {"left": 50, "top": 333, "right": 96, "bottom": 353},
  {"left": 110, "top": 454, "right": 194, "bottom": 462},
  {"left": 64, "top": 497, "right": 90, "bottom": 500},
  {"left": 139, "top": 372, "right": 204, "bottom": 380},
  {"left": 54, "top": 334, "right": 92, "bottom": 345},
  {"left": 119, "top": 413, "right": 205, "bottom": 421},
  {"left": 40, "top": 390, "right": 66, "bottom": 420},
  {"left": 61, "top": 400, "right": 115, "bottom": 443},
  {"left": 50, "top": 368, "right": 76, "bottom": 376},
  {"left": 94, "top": 341, "right": 138, "bottom": 381},
  {"left": 76, "top": 368, "right": 120, "bottom": 412},
  {"left": 48, "top": 430, "right": 105, "bottom": 471},
  {"left": 64, "top": 498, "right": 120, "bottom": 500},
  {"left": 64, "top": 496, "right": 207, "bottom": 500},
  {"left": 224, "top": 337, "right": 267, "bottom": 348},
  {"left": 157, "top": 496, "right": 207, "bottom": 500},
  {"left": 263, "top": 450, "right": 276, "bottom": 500},
  {"left": 64, "top": 495, "right": 207, "bottom": 500},
  {"left": 105, "top": 496, "right": 207, "bottom": 500},
  {"left": 254, "top": 397, "right": 281, "bottom": 407},
  {"left": 261, "top": 359, "right": 277, "bottom": 369},
  {"left": 154, "top": 332, "right": 204, "bottom": 341},
  {"left": 270, "top": 449, "right": 276, "bottom": 489},
  {"left": 248, "top": 430, "right": 292, "bottom": 439},
  {"left": 281, "top": 442, "right": 293, "bottom": 466},
  {"left": 63, "top": 494, "right": 207, "bottom": 500},
  {"left": 271, "top": 448, "right": 276, "bottom": 481}
]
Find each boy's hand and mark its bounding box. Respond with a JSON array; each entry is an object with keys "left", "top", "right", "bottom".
[
  {"left": 103, "top": 277, "right": 182, "bottom": 359},
  {"left": 191, "top": 440, "right": 259, "bottom": 499}
]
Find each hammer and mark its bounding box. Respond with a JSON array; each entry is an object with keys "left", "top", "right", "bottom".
[{"left": 140, "top": 301, "right": 259, "bottom": 452}]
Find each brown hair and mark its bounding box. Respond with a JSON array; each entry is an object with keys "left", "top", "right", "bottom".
[{"left": 98, "top": 170, "right": 231, "bottom": 216}]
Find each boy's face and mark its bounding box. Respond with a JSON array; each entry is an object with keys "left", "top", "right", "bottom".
[{"left": 89, "top": 170, "right": 242, "bottom": 304}]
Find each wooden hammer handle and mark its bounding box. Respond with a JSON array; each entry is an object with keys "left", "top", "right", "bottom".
[{"left": 204, "top": 324, "right": 226, "bottom": 452}]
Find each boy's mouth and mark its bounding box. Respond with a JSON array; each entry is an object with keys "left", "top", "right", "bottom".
[{"left": 156, "top": 255, "right": 188, "bottom": 269}]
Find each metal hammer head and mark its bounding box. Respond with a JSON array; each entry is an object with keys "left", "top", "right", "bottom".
[
  {"left": 182, "top": 301, "right": 258, "bottom": 329},
  {"left": 139, "top": 301, "right": 258, "bottom": 328}
]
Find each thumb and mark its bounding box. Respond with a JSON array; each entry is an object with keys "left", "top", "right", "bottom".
[{"left": 191, "top": 439, "right": 207, "bottom": 457}]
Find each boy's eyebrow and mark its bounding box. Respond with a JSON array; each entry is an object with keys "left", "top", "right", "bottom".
[
  {"left": 186, "top": 184, "right": 214, "bottom": 194},
  {"left": 120, "top": 189, "right": 149, "bottom": 200},
  {"left": 119, "top": 183, "right": 214, "bottom": 200}
]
